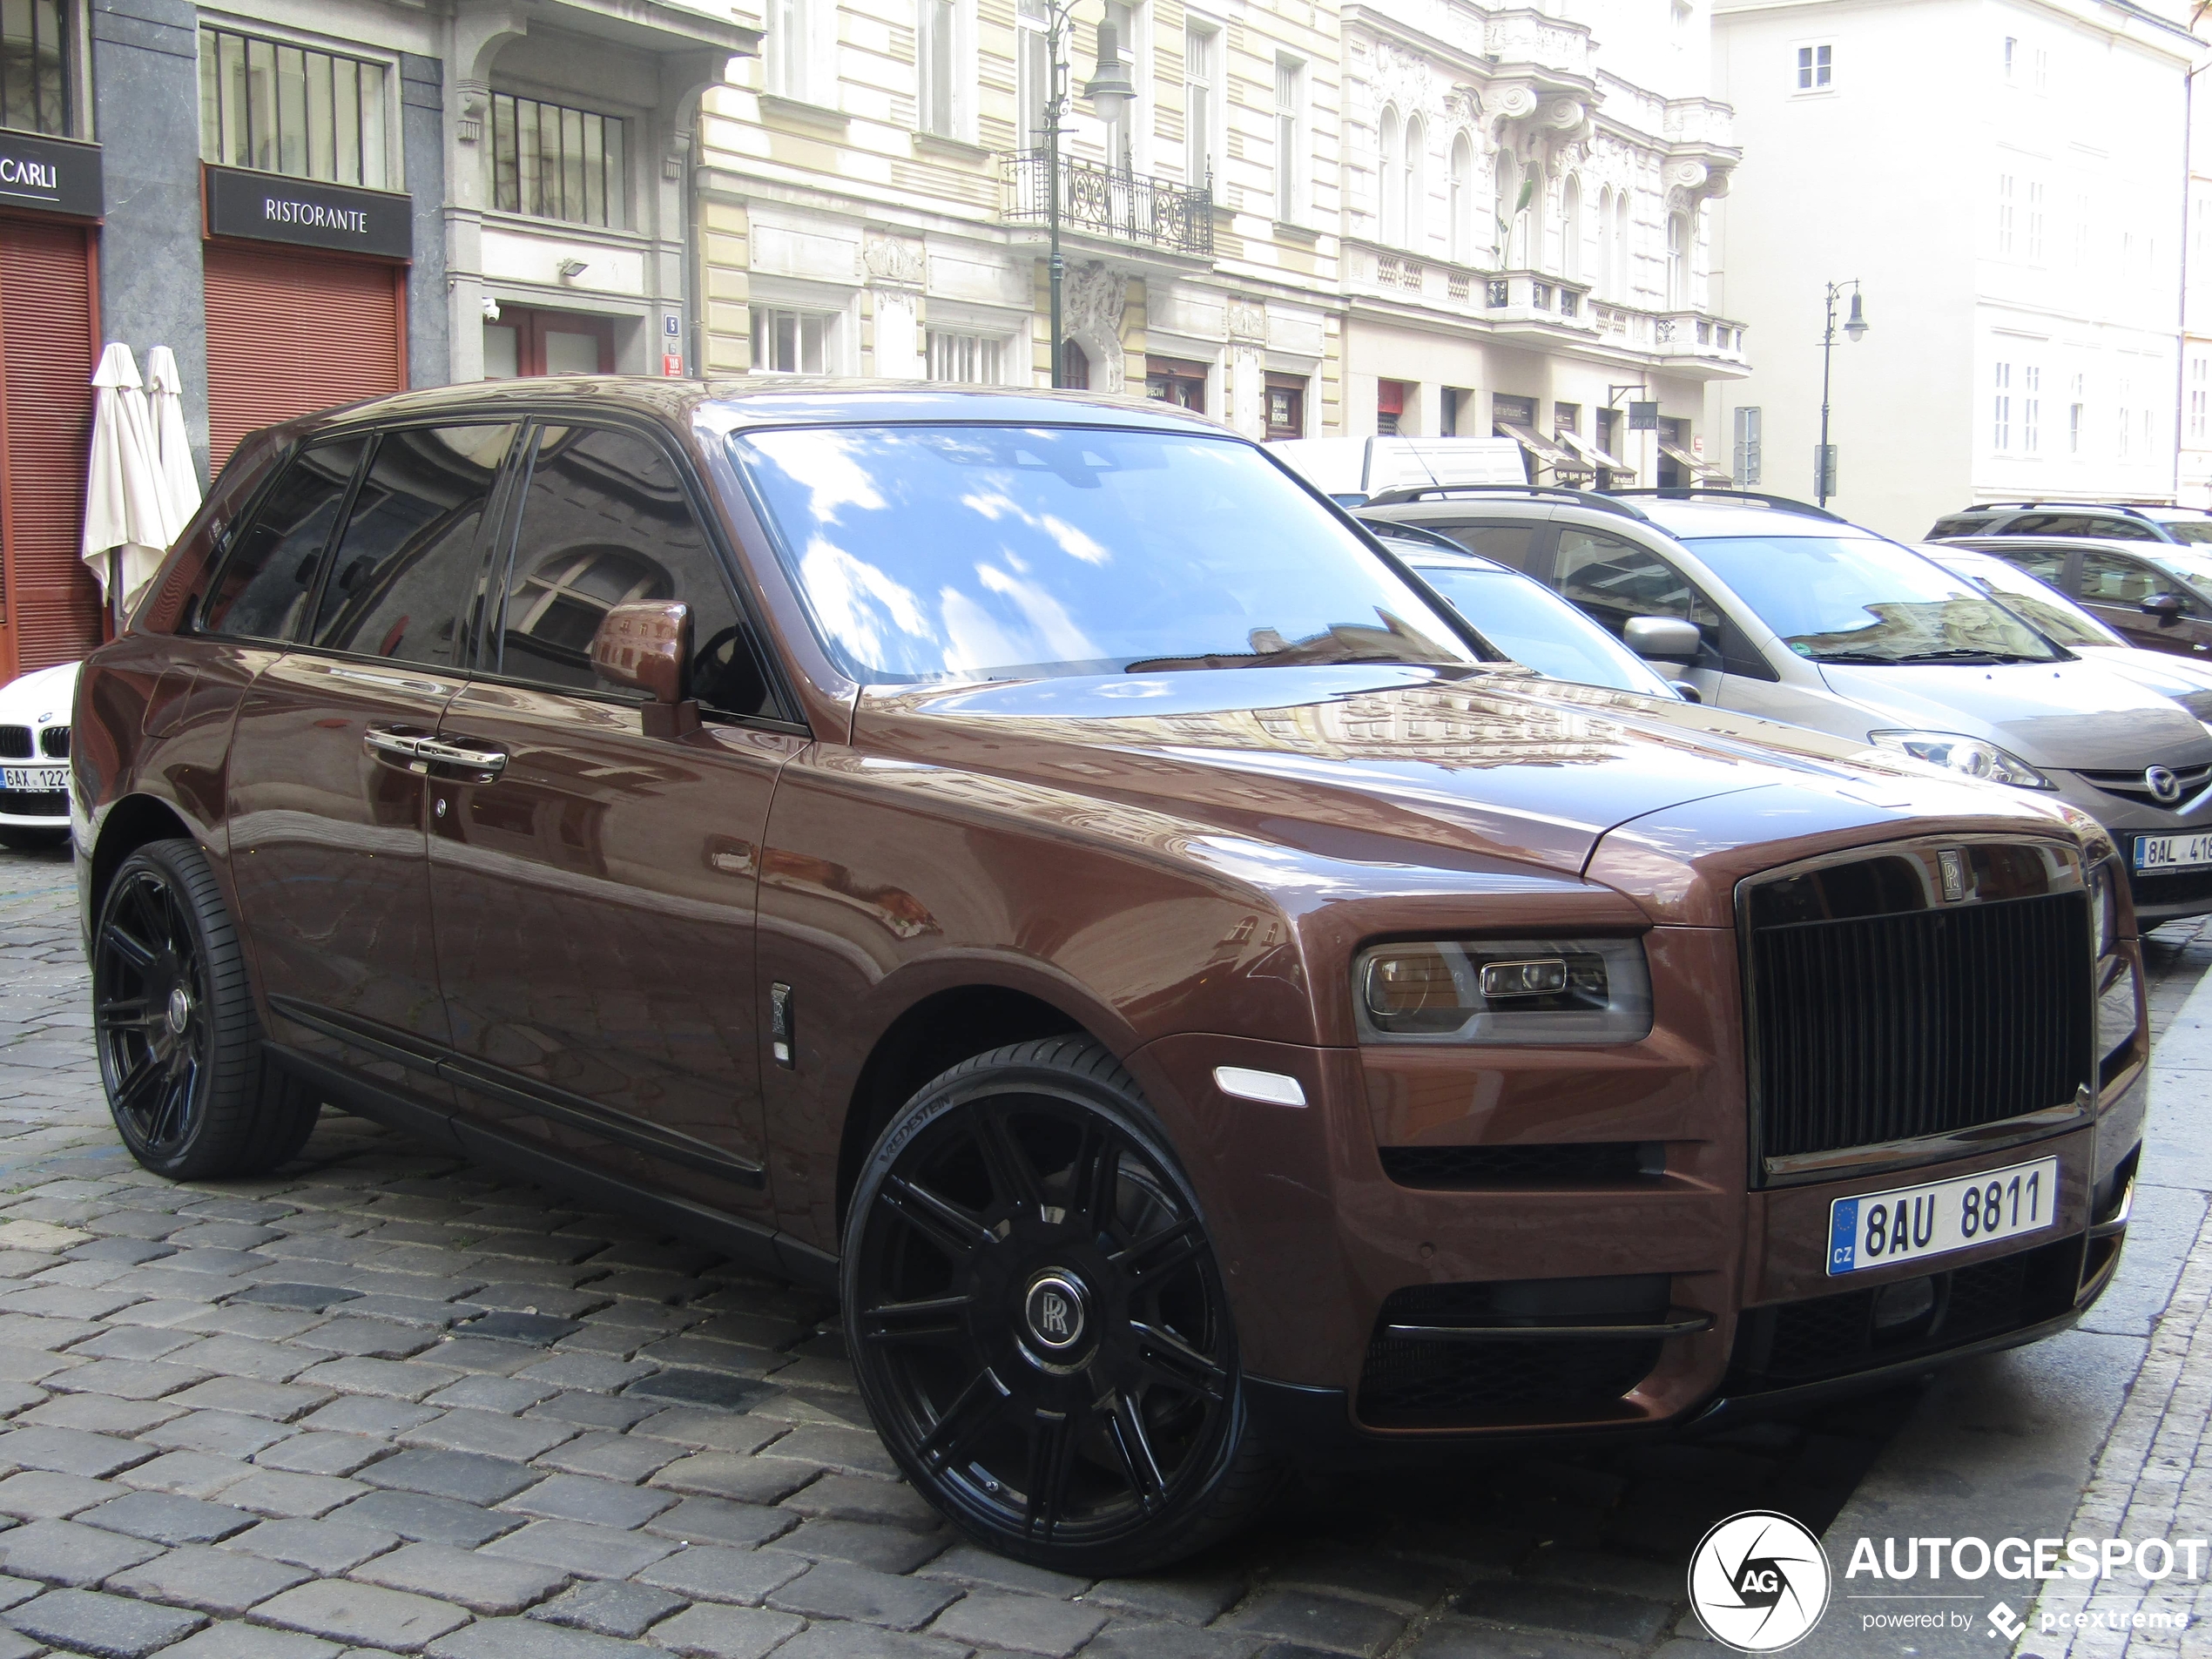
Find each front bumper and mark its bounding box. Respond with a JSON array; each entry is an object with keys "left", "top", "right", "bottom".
[{"left": 2048, "top": 771, "right": 2212, "bottom": 921}]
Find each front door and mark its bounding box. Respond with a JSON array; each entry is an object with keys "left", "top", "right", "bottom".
[
  {"left": 1549, "top": 527, "right": 1733, "bottom": 704},
  {"left": 2078, "top": 547, "right": 2212, "bottom": 656},
  {"left": 223, "top": 421, "right": 517, "bottom": 1112},
  {"left": 428, "top": 421, "right": 802, "bottom": 1217}
]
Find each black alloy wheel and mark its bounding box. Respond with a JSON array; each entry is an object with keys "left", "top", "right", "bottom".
[
  {"left": 844, "top": 1038, "right": 1278, "bottom": 1575},
  {"left": 92, "top": 839, "right": 320, "bottom": 1180}
]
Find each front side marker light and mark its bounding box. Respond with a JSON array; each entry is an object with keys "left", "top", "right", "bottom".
[{"left": 1213, "top": 1066, "right": 1307, "bottom": 1107}]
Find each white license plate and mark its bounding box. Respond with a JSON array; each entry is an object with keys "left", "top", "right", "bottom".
[
  {"left": 2136, "top": 833, "right": 2212, "bottom": 872},
  {"left": 0, "top": 766, "right": 62, "bottom": 793},
  {"left": 1827, "top": 1156, "right": 2059, "bottom": 1276}
]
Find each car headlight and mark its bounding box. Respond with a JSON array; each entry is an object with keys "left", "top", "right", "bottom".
[
  {"left": 1869, "top": 730, "right": 2052, "bottom": 789},
  {"left": 1354, "top": 938, "right": 1653, "bottom": 1045}
]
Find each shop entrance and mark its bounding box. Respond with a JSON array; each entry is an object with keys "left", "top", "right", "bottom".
[{"left": 483, "top": 307, "right": 617, "bottom": 377}]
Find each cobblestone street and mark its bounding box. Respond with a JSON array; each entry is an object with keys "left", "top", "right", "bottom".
[{"left": 0, "top": 844, "right": 2202, "bottom": 1659}]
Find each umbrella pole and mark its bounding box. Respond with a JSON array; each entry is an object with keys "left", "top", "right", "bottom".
[{"left": 111, "top": 549, "right": 122, "bottom": 637}]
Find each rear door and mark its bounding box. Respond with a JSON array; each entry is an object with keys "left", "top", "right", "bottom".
[
  {"left": 2077, "top": 547, "right": 2212, "bottom": 655},
  {"left": 222, "top": 421, "right": 517, "bottom": 1116},
  {"left": 428, "top": 420, "right": 803, "bottom": 1221},
  {"left": 1415, "top": 517, "right": 1552, "bottom": 575}
]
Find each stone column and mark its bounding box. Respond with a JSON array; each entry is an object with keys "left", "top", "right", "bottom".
[{"left": 400, "top": 53, "right": 449, "bottom": 390}]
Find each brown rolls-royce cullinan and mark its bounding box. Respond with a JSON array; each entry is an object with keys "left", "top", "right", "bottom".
[{"left": 73, "top": 381, "right": 2145, "bottom": 1574}]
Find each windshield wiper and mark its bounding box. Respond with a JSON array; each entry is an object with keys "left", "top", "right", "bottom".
[{"left": 1807, "top": 646, "right": 2044, "bottom": 666}]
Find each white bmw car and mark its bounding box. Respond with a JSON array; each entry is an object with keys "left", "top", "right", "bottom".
[{"left": 0, "top": 661, "right": 78, "bottom": 850}]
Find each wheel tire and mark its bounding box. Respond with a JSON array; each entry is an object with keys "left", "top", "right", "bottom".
[
  {"left": 91, "top": 838, "right": 320, "bottom": 1180},
  {"left": 842, "top": 1036, "right": 1281, "bottom": 1575}
]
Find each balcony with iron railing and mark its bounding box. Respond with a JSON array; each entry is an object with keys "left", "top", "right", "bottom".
[{"left": 1001, "top": 149, "right": 1214, "bottom": 260}]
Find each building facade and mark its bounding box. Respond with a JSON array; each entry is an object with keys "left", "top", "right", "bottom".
[
  {"left": 2181, "top": 47, "right": 2212, "bottom": 509},
  {"left": 1712, "top": 0, "right": 2195, "bottom": 541}
]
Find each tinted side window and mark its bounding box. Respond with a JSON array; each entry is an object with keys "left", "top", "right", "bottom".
[
  {"left": 1993, "top": 544, "right": 2069, "bottom": 585},
  {"left": 313, "top": 424, "right": 516, "bottom": 666},
  {"left": 1555, "top": 529, "right": 1721, "bottom": 639},
  {"left": 1433, "top": 522, "right": 1541, "bottom": 570},
  {"left": 1928, "top": 516, "right": 1984, "bottom": 538},
  {"left": 2080, "top": 550, "right": 2165, "bottom": 605},
  {"left": 2019, "top": 514, "right": 2155, "bottom": 540},
  {"left": 494, "top": 426, "right": 779, "bottom": 718},
  {"left": 202, "top": 438, "right": 367, "bottom": 639}
]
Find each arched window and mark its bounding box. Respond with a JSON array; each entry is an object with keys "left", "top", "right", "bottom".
[
  {"left": 1492, "top": 149, "right": 1517, "bottom": 268},
  {"left": 1449, "top": 132, "right": 1474, "bottom": 265},
  {"left": 1667, "top": 210, "right": 1689, "bottom": 309},
  {"left": 1595, "top": 186, "right": 1613, "bottom": 298},
  {"left": 1561, "top": 175, "right": 1582, "bottom": 281},
  {"left": 1511, "top": 162, "right": 1539, "bottom": 267},
  {"left": 1379, "top": 105, "right": 1401, "bottom": 245},
  {"left": 1403, "top": 117, "right": 1426, "bottom": 246},
  {"left": 1614, "top": 191, "right": 1630, "bottom": 297}
]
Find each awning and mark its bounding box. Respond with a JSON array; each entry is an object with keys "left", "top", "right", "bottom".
[
  {"left": 1659, "top": 440, "right": 1731, "bottom": 483},
  {"left": 1497, "top": 423, "right": 1593, "bottom": 475},
  {"left": 1560, "top": 428, "right": 1636, "bottom": 479}
]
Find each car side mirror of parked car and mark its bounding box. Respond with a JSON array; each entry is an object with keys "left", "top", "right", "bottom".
[
  {"left": 1670, "top": 680, "right": 1703, "bottom": 704},
  {"left": 2143, "top": 593, "right": 2188, "bottom": 624},
  {"left": 591, "top": 599, "right": 701, "bottom": 739},
  {"left": 1624, "top": 616, "right": 1703, "bottom": 662}
]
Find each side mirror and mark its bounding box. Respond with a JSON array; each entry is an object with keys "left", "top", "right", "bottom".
[
  {"left": 2143, "top": 593, "right": 2187, "bottom": 624},
  {"left": 1624, "top": 615, "right": 1703, "bottom": 662},
  {"left": 590, "top": 599, "right": 699, "bottom": 738},
  {"left": 1669, "top": 680, "right": 1703, "bottom": 704}
]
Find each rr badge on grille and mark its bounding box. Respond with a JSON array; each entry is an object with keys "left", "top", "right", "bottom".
[{"left": 1938, "top": 848, "right": 1966, "bottom": 902}]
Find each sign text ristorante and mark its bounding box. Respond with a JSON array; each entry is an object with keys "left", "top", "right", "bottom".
[{"left": 203, "top": 165, "right": 411, "bottom": 260}]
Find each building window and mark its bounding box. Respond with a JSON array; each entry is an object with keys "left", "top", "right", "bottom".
[
  {"left": 2027, "top": 181, "right": 2044, "bottom": 264},
  {"left": 2118, "top": 382, "right": 2132, "bottom": 461},
  {"left": 1612, "top": 191, "right": 1628, "bottom": 297},
  {"left": 1665, "top": 211, "right": 1688, "bottom": 309},
  {"left": 2003, "top": 36, "right": 2015, "bottom": 79},
  {"left": 1733, "top": 407, "right": 1763, "bottom": 485},
  {"left": 198, "top": 28, "right": 391, "bottom": 189},
  {"left": 1016, "top": 0, "right": 1049, "bottom": 147},
  {"left": 1184, "top": 21, "right": 1216, "bottom": 190},
  {"left": 919, "top": 0, "right": 956, "bottom": 138},
  {"left": 1265, "top": 374, "right": 1305, "bottom": 442},
  {"left": 1795, "top": 43, "right": 1831, "bottom": 91},
  {"left": 3, "top": 0, "right": 69, "bottom": 137},
  {"left": 490, "top": 94, "right": 624, "bottom": 228},
  {"left": 2190, "top": 358, "right": 2208, "bottom": 445},
  {"left": 2070, "top": 374, "right": 2084, "bottom": 453},
  {"left": 1993, "top": 361, "right": 2012, "bottom": 450},
  {"left": 2023, "top": 365, "right": 2040, "bottom": 453},
  {"left": 1145, "top": 355, "right": 1206, "bottom": 409},
  {"left": 1274, "top": 57, "right": 1302, "bottom": 223},
  {"left": 1379, "top": 106, "right": 1402, "bottom": 246},
  {"left": 1995, "top": 174, "right": 2013, "bottom": 258},
  {"left": 2033, "top": 47, "right": 2048, "bottom": 92},
  {"left": 765, "top": 0, "right": 820, "bottom": 103},
  {"left": 1561, "top": 175, "right": 1582, "bottom": 281},
  {"left": 1096, "top": 2, "right": 1137, "bottom": 169},
  {"left": 1401, "top": 116, "right": 1426, "bottom": 249},
  {"left": 927, "top": 330, "right": 1002, "bottom": 384},
  {"left": 1377, "top": 378, "right": 1409, "bottom": 436},
  {"left": 752, "top": 307, "right": 833, "bottom": 374}
]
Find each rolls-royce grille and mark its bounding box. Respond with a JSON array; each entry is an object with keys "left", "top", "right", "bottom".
[{"left": 1751, "top": 889, "right": 2091, "bottom": 1163}]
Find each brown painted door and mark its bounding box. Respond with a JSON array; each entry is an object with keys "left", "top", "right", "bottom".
[{"left": 428, "top": 421, "right": 799, "bottom": 1216}]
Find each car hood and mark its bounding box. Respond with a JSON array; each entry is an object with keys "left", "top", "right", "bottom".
[
  {"left": 0, "top": 660, "right": 81, "bottom": 723},
  {"left": 2073, "top": 645, "right": 2212, "bottom": 705},
  {"left": 1814, "top": 657, "right": 2212, "bottom": 768},
  {"left": 853, "top": 664, "right": 2071, "bottom": 886}
]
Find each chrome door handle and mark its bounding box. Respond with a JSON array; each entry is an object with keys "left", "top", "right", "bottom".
[
  {"left": 313, "top": 663, "right": 450, "bottom": 697},
  {"left": 415, "top": 736, "right": 509, "bottom": 775},
  {"left": 362, "top": 728, "right": 426, "bottom": 764}
]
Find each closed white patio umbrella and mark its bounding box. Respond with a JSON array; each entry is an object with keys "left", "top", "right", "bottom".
[
  {"left": 82, "top": 342, "right": 170, "bottom": 625},
  {"left": 145, "top": 346, "right": 201, "bottom": 556}
]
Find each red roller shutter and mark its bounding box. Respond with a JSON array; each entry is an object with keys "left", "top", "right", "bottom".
[
  {"left": 0, "top": 218, "right": 101, "bottom": 679},
  {"left": 204, "top": 244, "right": 405, "bottom": 471}
]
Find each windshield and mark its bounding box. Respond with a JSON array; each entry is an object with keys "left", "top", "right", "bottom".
[
  {"left": 2157, "top": 548, "right": 2212, "bottom": 585},
  {"left": 1943, "top": 562, "right": 2121, "bottom": 648},
  {"left": 1410, "top": 560, "right": 1676, "bottom": 697},
  {"left": 1686, "top": 536, "right": 2065, "bottom": 664},
  {"left": 729, "top": 425, "right": 1474, "bottom": 684},
  {"left": 2155, "top": 521, "right": 2212, "bottom": 545}
]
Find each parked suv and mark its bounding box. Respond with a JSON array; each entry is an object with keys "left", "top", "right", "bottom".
[
  {"left": 78, "top": 385, "right": 2143, "bottom": 1574},
  {"left": 1930, "top": 535, "right": 2212, "bottom": 660},
  {"left": 1928, "top": 502, "right": 2212, "bottom": 545},
  {"left": 1363, "top": 486, "right": 2212, "bottom": 923}
]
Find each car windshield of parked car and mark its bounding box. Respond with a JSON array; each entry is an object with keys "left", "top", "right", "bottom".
[
  {"left": 1939, "top": 560, "right": 2122, "bottom": 649},
  {"left": 1685, "top": 535, "right": 2065, "bottom": 665},
  {"left": 728, "top": 425, "right": 1475, "bottom": 684},
  {"left": 1407, "top": 560, "right": 1676, "bottom": 696},
  {"left": 2155, "top": 520, "right": 2212, "bottom": 545},
  {"left": 2154, "top": 550, "right": 2212, "bottom": 589}
]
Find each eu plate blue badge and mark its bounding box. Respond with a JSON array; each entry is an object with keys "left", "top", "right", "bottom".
[{"left": 1829, "top": 1197, "right": 1859, "bottom": 1273}]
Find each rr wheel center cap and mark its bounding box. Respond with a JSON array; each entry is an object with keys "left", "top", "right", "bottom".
[
  {"left": 165, "top": 986, "right": 192, "bottom": 1036},
  {"left": 1022, "top": 1271, "right": 1089, "bottom": 1355}
]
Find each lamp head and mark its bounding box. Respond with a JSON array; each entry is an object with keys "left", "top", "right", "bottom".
[
  {"left": 1844, "top": 289, "right": 1869, "bottom": 341},
  {"left": 1084, "top": 20, "right": 1136, "bottom": 121}
]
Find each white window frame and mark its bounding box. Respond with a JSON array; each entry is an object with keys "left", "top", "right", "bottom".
[
  {"left": 926, "top": 328, "right": 1007, "bottom": 385},
  {"left": 1379, "top": 105, "right": 1402, "bottom": 246},
  {"left": 1273, "top": 53, "right": 1305, "bottom": 226},
  {"left": 1733, "top": 406, "right": 1763, "bottom": 485},
  {"left": 918, "top": 0, "right": 970, "bottom": 141},
  {"left": 1094, "top": 2, "right": 1146, "bottom": 173},
  {"left": 1183, "top": 17, "right": 1218, "bottom": 191},
  {"left": 2027, "top": 180, "right": 2044, "bottom": 265},
  {"left": 2070, "top": 373, "right": 2085, "bottom": 454},
  {"left": 2003, "top": 35, "right": 2016, "bottom": 80},
  {"left": 2023, "top": 365, "right": 2040, "bottom": 453},
  {"left": 751, "top": 305, "right": 838, "bottom": 374},
  {"left": 195, "top": 17, "right": 405, "bottom": 192},
  {"left": 2033, "top": 46, "right": 2049, "bottom": 92},
  {"left": 1993, "top": 361, "right": 2013, "bottom": 451},
  {"left": 2191, "top": 357, "right": 2209, "bottom": 445},
  {"left": 1402, "top": 114, "right": 1426, "bottom": 251},
  {"left": 1997, "top": 173, "right": 2015, "bottom": 259},
  {"left": 1015, "top": 0, "right": 1049, "bottom": 149},
  {"left": 1793, "top": 41, "right": 1833, "bottom": 95},
  {"left": 765, "top": 0, "right": 828, "bottom": 105}
]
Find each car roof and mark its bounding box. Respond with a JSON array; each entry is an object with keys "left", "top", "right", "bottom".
[
  {"left": 1363, "top": 488, "right": 1865, "bottom": 542},
  {"left": 1939, "top": 533, "right": 2199, "bottom": 556},
  {"left": 1629, "top": 497, "right": 1863, "bottom": 539}
]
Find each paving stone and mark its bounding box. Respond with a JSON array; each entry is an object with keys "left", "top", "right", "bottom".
[
  {"left": 152, "top": 1247, "right": 266, "bottom": 1277},
  {"left": 631, "top": 1408, "right": 785, "bottom": 1453},
  {"left": 648, "top": 1602, "right": 806, "bottom": 1659},
  {"left": 65, "top": 1237, "right": 174, "bottom": 1264},
  {"left": 416, "top": 1339, "right": 542, "bottom": 1377},
  {"left": 525, "top": 1392, "right": 662, "bottom": 1432},
  {"left": 167, "top": 1222, "right": 282, "bottom": 1251},
  {"left": 536, "top": 1431, "right": 678, "bottom": 1484},
  {"left": 468, "top": 1286, "right": 609, "bottom": 1321},
  {"left": 177, "top": 1304, "right": 322, "bottom": 1341},
  {"left": 513, "top": 1355, "right": 653, "bottom": 1395},
  {"left": 477, "top": 1517, "right": 677, "bottom": 1579},
  {"left": 0, "top": 1470, "right": 118, "bottom": 1518},
  {"left": 1450, "top": 1581, "right": 1673, "bottom": 1647},
  {"left": 77, "top": 1488, "right": 259, "bottom": 1544},
  {"left": 142, "top": 1408, "right": 297, "bottom": 1459},
  {"left": 0, "top": 1574, "right": 47, "bottom": 1612},
  {"left": 0, "top": 1425, "right": 152, "bottom": 1478},
  {"left": 1085, "top": 1572, "right": 1251, "bottom": 1624},
  {"left": 299, "top": 1399, "right": 438, "bottom": 1439},
  {"left": 328, "top": 1489, "right": 524, "bottom": 1548},
  {"left": 0, "top": 1516, "right": 163, "bottom": 1585},
  {"left": 927, "top": 1588, "right": 1108, "bottom": 1656},
  {"left": 454, "top": 1312, "right": 579, "bottom": 1347},
  {"left": 223, "top": 1517, "right": 403, "bottom": 1574},
  {"left": 752, "top": 1424, "right": 899, "bottom": 1480},
  {"left": 114, "top": 1450, "right": 253, "bottom": 1498},
  {"left": 1270, "top": 1546, "right": 1455, "bottom": 1615},
  {"left": 497, "top": 1473, "right": 673, "bottom": 1530},
  {"left": 16, "top": 1394, "right": 182, "bottom": 1440},
  {"left": 219, "top": 1468, "right": 370, "bottom": 1519},
  {"left": 105, "top": 1541, "right": 312, "bottom": 1615},
  {"left": 6, "top": 1585, "right": 206, "bottom": 1656},
  {"left": 1219, "top": 1591, "right": 1407, "bottom": 1657},
  {"left": 529, "top": 1577, "right": 686, "bottom": 1639},
  {"left": 637, "top": 1544, "right": 808, "bottom": 1605},
  {"left": 353, "top": 1540, "right": 570, "bottom": 1615},
  {"left": 624, "top": 1371, "right": 779, "bottom": 1412},
  {"left": 67, "top": 1324, "right": 195, "bottom": 1361},
  {"left": 257, "top": 1433, "right": 392, "bottom": 1477},
  {"left": 426, "top": 1615, "right": 647, "bottom": 1658},
  {"left": 295, "top": 1359, "right": 463, "bottom": 1402},
  {"left": 646, "top": 1496, "right": 800, "bottom": 1549},
  {"left": 0, "top": 1386, "right": 43, "bottom": 1423},
  {"left": 293, "top": 1320, "right": 442, "bottom": 1361},
  {"left": 397, "top": 1411, "right": 574, "bottom": 1464},
  {"left": 764, "top": 1623, "right": 970, "bottom": 1659},
  {"left": 252, "top": 1578, "right": 471, "bottom": 1653},
  {"left": 421, "top": 1377, "right": 556, "bottom": 1415},
  {"left": 781, "top": 1473, "right": 941, "bottom": 1532},
  {"left": 767, "top": 1560, "right": 961, "bottom": 1630},
  {"left": 231, "top": 1285, "right": 361, "bottom": 1313},
  {"left": 1404, "top": 1626, "right": 1629, "bottom": 1659},
  {"left": 916, "top": 1545, "right": 1088, "bottom": 1600},
  {"left": 343, "top": 1294, "right": 484, "bottom": 1329},
  {"left": 1081, "top": 1619, "right": 1267, "bottom": 1659},
  {"left": 0, "top": 1348, "right": 79, "bottom": 1386},
  {"left": 763, "top": 1516, "right": 948, "bottom": 1574},
  {"left": 651, "top": 1453, "right": 814, "bottom": 1506},
  {"left": 358, "top": 1449, "right": 539, "bottom": 1507},
  {"left": 158, "top": 1621, "right": 344, "bottom": 1659},
  {"left": 163, "top": 1339, "right": 324, "bottom": 1386}
]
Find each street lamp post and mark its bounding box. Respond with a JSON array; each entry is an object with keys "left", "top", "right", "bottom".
[
  {"left": 1816, "top": 280, "right": 1868, "bottom": 507},
  {"left": 1039, "top": 5, "right": 1134, "bottom": 388}
]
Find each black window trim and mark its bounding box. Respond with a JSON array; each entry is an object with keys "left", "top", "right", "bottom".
[
  {"left": 472, "top": 412, "right": 809, "bottom": 735},
  {"left": 193, "top": 432, "right": 377, "bottom": 646}
]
